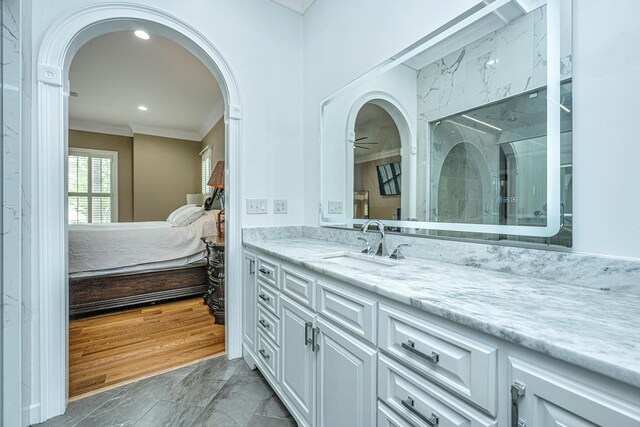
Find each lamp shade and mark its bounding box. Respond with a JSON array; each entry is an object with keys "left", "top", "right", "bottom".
[{"left": 208, "top": 161, "right": 225, "bottom": 188}]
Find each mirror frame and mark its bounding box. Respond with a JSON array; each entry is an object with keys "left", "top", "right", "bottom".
[{"left": 319, "top": 0, "right": 568, "bottom": 237}]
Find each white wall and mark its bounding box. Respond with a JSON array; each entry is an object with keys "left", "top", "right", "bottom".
[
  {"left": 304, "top": 0, "right": 640, "bottom": 260},
  {"left": 571, "top": 0, "right": 640, "bottom": 258}
]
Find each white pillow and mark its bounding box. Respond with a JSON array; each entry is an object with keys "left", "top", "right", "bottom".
[
  {"left": 170, "top": 206, "right": 204, "bottom": 227},
  {"left": 167, "top": 204, "right": 196, "bottom": 222}
]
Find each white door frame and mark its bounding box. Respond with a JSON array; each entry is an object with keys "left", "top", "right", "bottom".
[
  {"left": 345, "top": 91, "right": 417, "bottom": 220},
  {"left": 34, "top": 3, "right": 243, "bottom": 422}
]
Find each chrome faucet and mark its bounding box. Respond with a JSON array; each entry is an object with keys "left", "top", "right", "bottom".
[{"left": 360, "top": 220, "right": 388, "bottom": 256}]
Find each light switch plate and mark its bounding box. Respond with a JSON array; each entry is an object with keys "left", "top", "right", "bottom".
[
  {"left": 274, "top": 199, "right": 287, "bottom": 214},
  {"left": 328, "top": 200, "right": 343, "bottom": 214},
  {"left": 247, "top": 199, "right": 268, "bottom": 214}
]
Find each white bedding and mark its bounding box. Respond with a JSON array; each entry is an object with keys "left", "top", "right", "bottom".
[{"left": 69, "top": 212, "right": 217, "bottom": 274}]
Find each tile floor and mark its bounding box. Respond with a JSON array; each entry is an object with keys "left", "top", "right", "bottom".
[{"left": 35, "top": 356, "right": 295, "bottom": 426}]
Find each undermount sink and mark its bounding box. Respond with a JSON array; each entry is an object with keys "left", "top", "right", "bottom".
[{"left": 318, "top": 252, "right": 397, "bottom": 269}]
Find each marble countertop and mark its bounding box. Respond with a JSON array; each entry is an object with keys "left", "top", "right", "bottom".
[{"left": 244, "top": 237, "right": 640, "bottom": 389}]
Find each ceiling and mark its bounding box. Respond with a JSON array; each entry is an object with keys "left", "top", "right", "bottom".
[
  {"left": 354, "top": 103, "right": 401, "bottom": 163},
  {"left": 270, "top": 0, "right": 315, "bottom": 14},
  {"left": 69, "top": 31, "right": 223, "bottom": 141}
]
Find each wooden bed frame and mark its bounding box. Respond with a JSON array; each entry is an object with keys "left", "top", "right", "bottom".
[{"left": 69, "top": 262, "right": 208, "bottom": 316}]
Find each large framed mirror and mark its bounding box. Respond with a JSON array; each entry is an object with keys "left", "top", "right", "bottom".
[{"left": 320, "top": 0, "right": 573, "bottom": 246}]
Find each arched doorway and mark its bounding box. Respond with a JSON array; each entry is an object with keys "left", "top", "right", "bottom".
[
  {"left": 437, "top": 142, "right": 485, "bottom": 224},
  {"left": 345, "top": 92, "right": 416, "bottom": 222},
  {"left": 35, "top": 4, "right": 242, "bottom": 421}
]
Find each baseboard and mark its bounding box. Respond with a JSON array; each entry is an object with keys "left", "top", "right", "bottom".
[{"left": 28, "top": 402, "right": 41, "bottom": 426}]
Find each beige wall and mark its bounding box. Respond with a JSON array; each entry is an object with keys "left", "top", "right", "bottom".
[
  {"left": 133, "top": 133, "right": 201, "bottom": 221},
  {"left": 354, "top": 155, "right": 401, "bottom": 220},
  {"left": 200, "top": 118, "right": 225, "bottom": 189},
  {"left": 69, "top": 130, "right": 134, "bottom": 222}
]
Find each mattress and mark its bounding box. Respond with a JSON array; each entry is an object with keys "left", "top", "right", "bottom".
[{"left": 69, "top": 211, "right": 218, "bottom": 274}]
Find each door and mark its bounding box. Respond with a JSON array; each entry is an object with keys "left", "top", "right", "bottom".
[
  {"left": 242, "top": 252, "right": 256, "bottom": 353},
  {"left": 510, "top": 357, "right": 640, "bottom": 427},
  {"left": 281, "top": 295, "right": 316, "bottom": 426},
  {"left": 316, "top": 317, "right": 377, "bottom": 427}
]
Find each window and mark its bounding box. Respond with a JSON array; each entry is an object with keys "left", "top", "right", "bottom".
[
  {"left": 68, "top": 148, "right": 118, "bottom": 224},
  {"left": 201, "top": 146, "right": 212, "bottom": 194}
]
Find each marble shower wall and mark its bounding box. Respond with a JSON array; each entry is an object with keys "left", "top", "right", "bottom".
[
  {"left": 2, "top": 0, "right": 32, "bottom": 424},
  {"left": 3, "top": 0, "right": 23, "bottom": 425},
  {"left": 415, "top": 5, "right": 572, "bottom": 220}
]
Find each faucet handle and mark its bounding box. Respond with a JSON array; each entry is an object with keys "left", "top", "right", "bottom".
[
  {"left": 390, "top": 243, "right": 410, "bottom": 260},
  {"left": 357, "top": 237, "right": 371, "bottom": 254}
]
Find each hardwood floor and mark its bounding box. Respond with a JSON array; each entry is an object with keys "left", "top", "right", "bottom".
[{"left": 69, "top": 298, "right": 225, "bottom": 399}]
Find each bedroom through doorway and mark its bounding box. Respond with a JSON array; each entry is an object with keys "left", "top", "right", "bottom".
[{"left": 66, "top": 29, "right": 228, "bottom": 399}]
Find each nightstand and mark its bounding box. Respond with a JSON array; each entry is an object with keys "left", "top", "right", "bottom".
[{"left": 201, "top": 236, "right": 225, "bottom": 324}]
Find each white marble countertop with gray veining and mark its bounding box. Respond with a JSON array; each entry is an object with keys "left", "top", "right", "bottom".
[{"left": 243, "top": 236, "right": 640, "bottom": 389}]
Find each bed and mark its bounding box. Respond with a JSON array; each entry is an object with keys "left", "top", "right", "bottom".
[{"left": 69, "top": 210, "right": 218, "bottom": 316}]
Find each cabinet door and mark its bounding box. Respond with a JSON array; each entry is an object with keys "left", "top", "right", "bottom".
[
  {"left": 281, "top": 295, "right": 316, "bottom": 426},
  {"left": 242, "top": 252, "right": 257, "bottom": 353},
  {"left": 510, "top": 357, "right": 640, "bottom": 427},
  {"left": 316, "top": 317, "right": 377, "bottom": 427}
]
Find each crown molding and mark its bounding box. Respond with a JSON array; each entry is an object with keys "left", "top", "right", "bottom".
[
  {"left": 129, "top": 123, "right": 202, "bottom": 141},
  {"left": 270, "top": 0, "right": 314, "bottom": 15},
  {"left": 69, "top": 116, "right": 224, "bottom": 142},
  {"left": 355, "top": 148, "right": 401, "bottom": 165},
  {"left": 197, "top": 99, "right": 225, "bottom": 140},
  {"left": 69, "top": 119, "right": 133, "bottom": 137}
]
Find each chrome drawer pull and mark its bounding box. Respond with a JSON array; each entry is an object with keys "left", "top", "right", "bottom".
[
  {"left": 401, "top": 396, "right": 439, "bottom": 426},
  {"left": 511, "top": 382, "right": 526, "bottom": 427},
  {"left": 259, "top": 349, "right": 270, "bottom": 360},
  {"left": 304, "top": 321, "right": 313, "bottom": 345},
  {"left": 311, "top": 326, "right": 320, "bottom": 352},
  {"left": 259, "top": 268, "right": 270, "bottom": 275},
  {"left": 402, "top": 340, "right": 439, "bottom": 364},
  {"left": 258, "top": 319, "right": 270, "bottom": 329},
  {"left": 258, "top": 293, "right": 271, "bottom": 302}
]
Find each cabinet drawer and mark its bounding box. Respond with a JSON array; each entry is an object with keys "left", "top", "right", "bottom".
[
  {"left": 510, "top": 356, "right": 640, "bottom": 427},
  {"left": 256, "top": 329, "right": 280, "bottom": 382},
  {"left": 257, "top": 256, "right": 279, "bottom": 288},
  {"left": 257, "top": 280, "right": 280, "bottom": 316},
  {"left": 379, "top": 304, "right": 497, "bottom": 414},
  {"left": 281, "top": 266, "right": 315, "bottom": 309},
  {"left": 378, "top": 354, "right": 496, "bottom": 427},
  {"left": 257, "top": 304, "right": 280, "bottom": 345},
  {"left": 316, "top": 280, "right": 376, "bottom": 345},
  {"left": 378, "top": 402, "right": 414, "bottom": 427}
]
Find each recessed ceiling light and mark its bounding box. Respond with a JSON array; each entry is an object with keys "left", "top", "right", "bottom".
[
  {"left": 134, "top": 30, "right": 150, "bottom": 40},
  {"left": 137, "top": 105, "right": 148, "bottom": 111},
  {"left": 461, "top": 114, "right": 502, "bottom": 131}
]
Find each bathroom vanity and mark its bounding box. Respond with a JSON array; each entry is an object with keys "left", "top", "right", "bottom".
[
  {"left": 241, "top": 1, "right": 638, "bottom": 425},
  {"left": 241, "top": 227, "right": 640, "bottom": 427}
]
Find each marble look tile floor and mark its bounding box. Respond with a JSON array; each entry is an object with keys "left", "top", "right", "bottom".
[{"left": 34, "top": 356, "right": 296, "bottom": 427}]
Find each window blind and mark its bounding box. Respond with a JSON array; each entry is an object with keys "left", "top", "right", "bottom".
[
  {"left": 68, "top": 148, "right": 117, "bottom": 224},
  {"left": 201, "top": 147, "right": 212, "bottom": 194}
]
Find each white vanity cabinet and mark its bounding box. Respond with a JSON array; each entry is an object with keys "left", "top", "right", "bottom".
[
  {"left": 242, "top": 251, "right": 257, "bottom": 354},
  {"left": 242, "top": 248, "right": 640, "bottom": 427},
  {"left": 316, "top": 316, "right": 377, "bottom": 427},
  {"left": 281, "top": 294, "right": 317, "bottom": 425},
  {"left": 509, "top": 356, "right": 640, "bottom": 427},
  {"left": 247, "top": 255, "right": 378, "bottom": 427}
]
